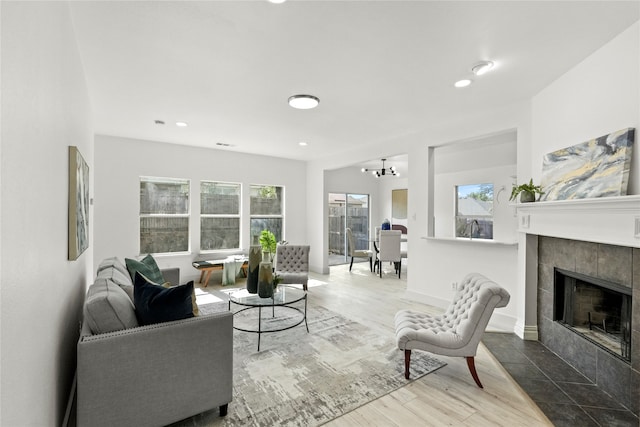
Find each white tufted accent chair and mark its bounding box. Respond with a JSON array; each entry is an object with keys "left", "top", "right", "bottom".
[
  {"left": 275, "top": 245, "right": 310, "bottom": 291},
  {"left": 395, "top": 273, "right": 510, "bottom": 387}
]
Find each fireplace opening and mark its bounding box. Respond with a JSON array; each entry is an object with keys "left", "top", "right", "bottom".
[{"left": 553, "top": 268, "right": 632, "bottom": 363}]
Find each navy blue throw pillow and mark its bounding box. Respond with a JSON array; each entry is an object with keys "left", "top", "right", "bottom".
[{"left": 133, "top": 272, "right": 194, "bottom": 325}]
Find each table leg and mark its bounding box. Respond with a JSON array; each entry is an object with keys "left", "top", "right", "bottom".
[
  {"left": 199, "top": 270, "right": 205, "bottom": 284},
  {"left": 303, "top": 295, "right": 309, "bottom": 332},
  {"left": 203, "top": 270, "right": 213, "bottom": 288},
  {"left": 258, "top": 306, "right": 262, "bottom": 352}
]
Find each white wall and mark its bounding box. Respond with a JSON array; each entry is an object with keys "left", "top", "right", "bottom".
[
  {"left": 519, "top": 21, "right": 640, "bottom": 337},
  {"left": 404, "top": 104, "right": 528, "bottom": 332},
  {"left": 378, "top": 176, "right": 409, "bottom": 228},
  {"left": 531, "top": 22, "right": 640, "bottom": 195},
  {"left": 94, "top": 135, "right": 307, "bottom": 283},
  {"left": 1, "top": 2, "right": 94, "bottom": 425}
]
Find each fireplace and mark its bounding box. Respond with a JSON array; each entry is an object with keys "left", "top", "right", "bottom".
[
  {"left": 536, "top": 236, "right": 639, "bottom": 416},
  {"left": 554, "top": 268, "right": 632, "bottom": 362}
]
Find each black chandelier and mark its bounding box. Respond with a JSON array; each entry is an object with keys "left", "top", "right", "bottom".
[{"left": 361, "top": 158, "right": 399, "bottom": 178}]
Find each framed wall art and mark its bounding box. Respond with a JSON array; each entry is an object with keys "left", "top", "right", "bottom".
[
  {"left": 69, "top": 146, "right": 90, "bottom": 260},
  {"left": 540, "top": 128, "right": 635, "bottom": 201}
]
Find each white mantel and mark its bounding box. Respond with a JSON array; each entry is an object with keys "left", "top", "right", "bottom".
[{"left": 515, "top": 195, "right": 640, "bottom": 248}]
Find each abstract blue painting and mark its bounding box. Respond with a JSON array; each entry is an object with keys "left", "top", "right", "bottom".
[{"left": 540, "top": 128, "right": 634, "bottom": 201}]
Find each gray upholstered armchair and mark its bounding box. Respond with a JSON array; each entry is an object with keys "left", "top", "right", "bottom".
[
  {"left": 275, "top": 245, "right": 310, "bottom": 290},
  {"left": 395, "top": 273, "right": 510, "bottom": 388}
]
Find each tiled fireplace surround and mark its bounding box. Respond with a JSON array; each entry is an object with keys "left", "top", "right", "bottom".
[
  {"left": 536, "top": 237, "right": 639, "bottom": 416},
  {"left": 515, "top": 196, "right": 640, "bottom": 417}
]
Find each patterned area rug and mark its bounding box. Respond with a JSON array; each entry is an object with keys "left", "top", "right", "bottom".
[{"left": 198, "top": 303, "right": 445, "bottom": 426}]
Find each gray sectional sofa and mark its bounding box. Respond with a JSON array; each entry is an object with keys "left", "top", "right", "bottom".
[{"left": 77, "top": 257, "right": 233, "bottom": 427}]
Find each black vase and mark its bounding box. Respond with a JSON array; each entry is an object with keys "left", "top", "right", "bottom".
[{"left": 246, "top": 246, "right": 261, "bottom": 294}]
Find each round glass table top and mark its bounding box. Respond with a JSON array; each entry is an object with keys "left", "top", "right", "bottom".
[{"left": 228, "top": 285, "right": 306, "bottom": 307}]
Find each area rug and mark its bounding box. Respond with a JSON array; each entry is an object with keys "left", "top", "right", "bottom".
[{"left": 198, "top": 303, "right": 446, "bottom": 426}]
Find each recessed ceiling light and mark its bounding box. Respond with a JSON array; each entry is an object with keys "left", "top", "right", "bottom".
[
  {"left": 299, "top": 142, "right": 308, "bottom": 146},
  {"left": 176, "top": 121, "right": 188, "bottom": 127},
  {"left": 154, "top": 120, "right": 165, "bottom": 125},
  {"left": 454, "top": 79, "right": 472, "bottom": 88},
  {"left": 288, "top": 94, "right": 320, "bottom": 110},
  {"left": 268, "top": 0, "right": 286, "bottom": 3},
  {"left": 216, "top": 142, "right": 234, "bottom": 147},
  {"left": 471, "top": 61, "right": 494, "bottom": 76}
]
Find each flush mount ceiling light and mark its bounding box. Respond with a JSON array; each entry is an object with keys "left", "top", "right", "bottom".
[
  {"left": 454, "top": 79, "right": 473, "bottom": 88},
  {"left": 471, "top": 61, "right": 494, "bottom": 76},
  {"left": 288, "top": 94, "right": 320, "bottom": 109},
  {"left": 361, "top": 159, "right": 399, "bottom": 178}
]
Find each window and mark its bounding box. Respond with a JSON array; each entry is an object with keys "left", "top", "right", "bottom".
[
  {"left": 200, "top": 181, "right": 241, "bottom": 251},
  {"left": 455, "top": 183, "right": 493, "bottom": 240},
  {"left": 139, "top": 177, "right": 190, "bottom": 254},
  {"left": 250, "top": 184, "right": 284, "bottom": 243}
]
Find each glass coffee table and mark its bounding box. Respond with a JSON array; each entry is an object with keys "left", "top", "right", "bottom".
[{"left": 228, "top": 285, "right": 308, "bottom": 351}]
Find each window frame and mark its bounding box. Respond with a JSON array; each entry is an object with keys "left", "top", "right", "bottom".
[
  {"left": 199, "top": 180, "right": 242, "bottom": 252},
  {"left": 249, "top": 184, "right": 285, "bottom": 243},
  {"left": 139, "top": 176, "right": 191, "bottom": 255},
  {"left": 454, "top": 182, "right": 494, "bottom": 240}
]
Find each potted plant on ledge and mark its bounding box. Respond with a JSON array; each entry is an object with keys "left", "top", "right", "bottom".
[{"left": 510, "top": 179, "right": 544, "bottom": 203}]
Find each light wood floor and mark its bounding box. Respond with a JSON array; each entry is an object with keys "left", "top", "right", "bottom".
[{"left": 207, "top": 262, "right": 552, "bottom": 426}]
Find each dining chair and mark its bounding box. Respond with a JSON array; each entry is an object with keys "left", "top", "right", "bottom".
[
  {"left": 346, "top": 228, "right": 373, "bottom": 272},
  {"left": 372, "top": 226, "right": 381, "bottom": 273},
  {"left": 378, "top": 230, "right": 402, "bottom": 278}
]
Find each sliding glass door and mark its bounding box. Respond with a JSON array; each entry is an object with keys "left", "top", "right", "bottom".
[{"left": 328, "top": 193, "right": 370, "bottom": 266}]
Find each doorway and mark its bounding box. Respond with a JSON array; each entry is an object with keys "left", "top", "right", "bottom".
[{"left": 328, "top": 193, "right": 370, "bottom": 266}]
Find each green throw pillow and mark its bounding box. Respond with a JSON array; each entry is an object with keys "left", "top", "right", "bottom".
[
  {"left": 133, "top": 272, "right": 194, "bottom": 325},
  {"left": 125, "top": 254, "right": 164, "bottom": 284}
]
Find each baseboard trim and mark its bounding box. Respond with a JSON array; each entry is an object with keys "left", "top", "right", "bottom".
[
  {"left": 62, "top": 370, "right": 77, "bottom": 427},
  {"left": 514, "top": 322, "right": 539, "bottom": 341}
]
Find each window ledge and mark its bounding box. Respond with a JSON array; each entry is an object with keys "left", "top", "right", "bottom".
[{"left": 421, "top": 236, "right": 517, "bottom": 246}]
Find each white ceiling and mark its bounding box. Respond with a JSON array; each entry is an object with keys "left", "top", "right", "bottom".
[{"left": 69, "top": 1, "right": 639, "bottom": 164}]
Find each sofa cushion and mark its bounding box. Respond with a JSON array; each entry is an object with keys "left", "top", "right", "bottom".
[
  {"left": 97, "top": 263, "right": 134, "bottom": 301},
  {"left": 84, "top": 278, "right": 139, "bottom": 334},
  {"left": 125, "top": 254, "right": 164, "bottom": 284},
  {"left": 134, "top": 272, "right": 195, "bottom": 325},
  {"left": 96, "top": 256, "right": 130, "bottom": 279}
]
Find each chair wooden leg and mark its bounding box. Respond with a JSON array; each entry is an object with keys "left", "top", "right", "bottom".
[
  {"left": 349, "top": 256, "right": 354, "bottom": 271},
  {"left": 466, "top": 356, "right": 483, "bottom": 388},
  {"left": 404, "top": 349, "right": 411, "bottom": 379}
]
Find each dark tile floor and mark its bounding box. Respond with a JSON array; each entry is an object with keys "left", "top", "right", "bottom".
[{"left": 482, "top": 332, "right": 638, "bottom": 427}]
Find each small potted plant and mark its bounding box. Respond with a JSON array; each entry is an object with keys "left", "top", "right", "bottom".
[
  {"left": 259, "top": 229, "right": 277, "bottom": 262},
  {"left": 510, "top": 179, "right": 544, "bottom": 203},
  {"left": 272, "top": 273, "right": 282, "bottom": 291}
]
